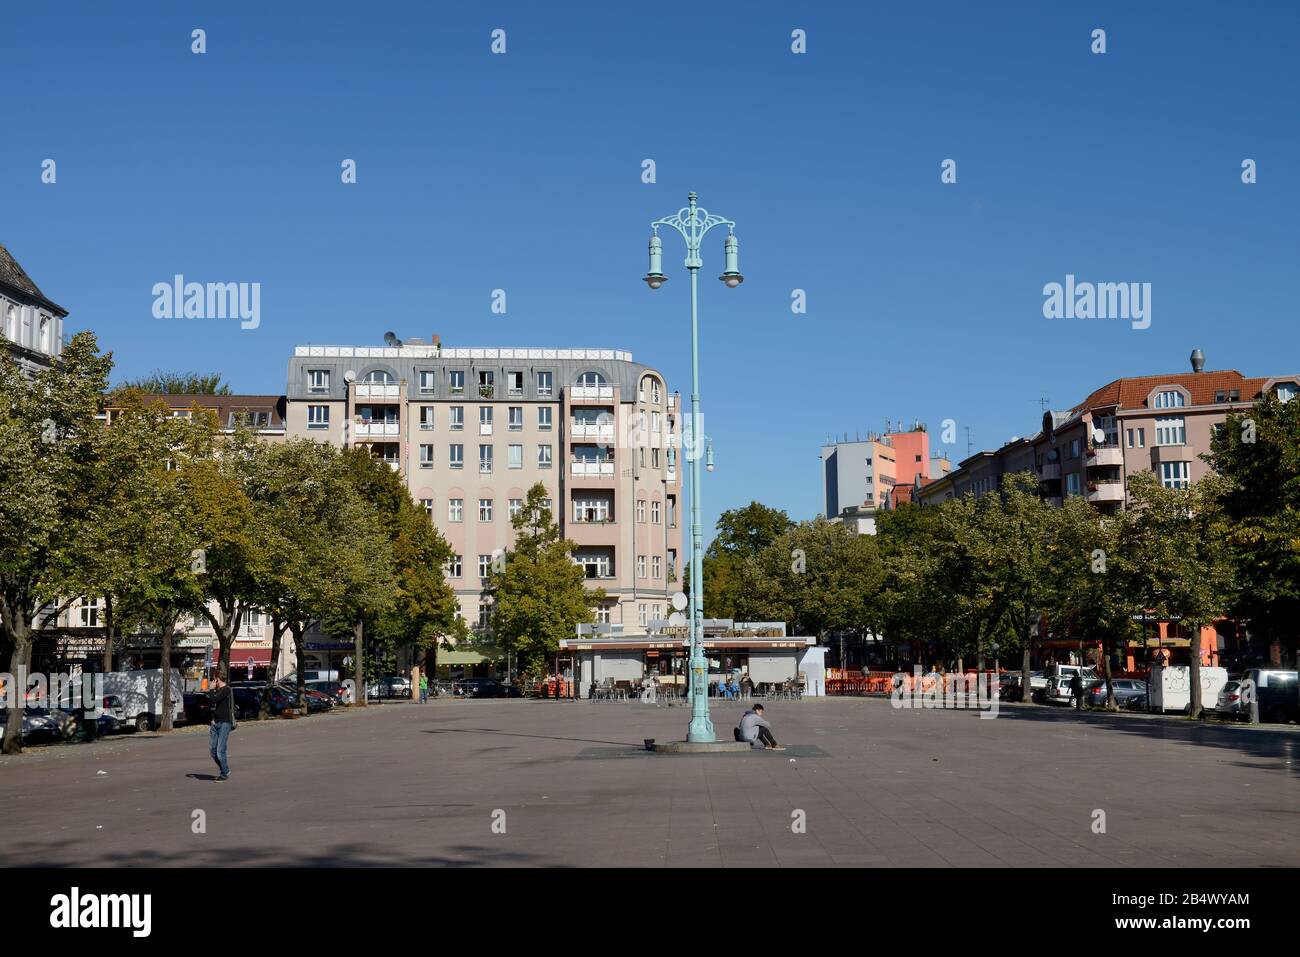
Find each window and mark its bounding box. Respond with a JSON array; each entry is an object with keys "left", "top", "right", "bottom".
[
  {"left": 1276, "top": 383, "right": 1297, "bottom": 404},
  {"left": 652, "top": 411, "right": 661, "bottom": 434},
  {"left": 541, "top": 497, "right": 552, "bottom": 515},
  {"left": 595, "top": 605, "right": 611, "bottom": 625},
  {"left": 1093, "top": 415, "right": 1118, "bottom": 447},
  {"left": 1068, "top": 438, "right": 1081, "bottom": 460},
  {"left": 1065, "top": 473, "right": 1081, "bottom": 498},
  {"left": 1160, "top": 461, "right": 1190, "bottom": 489},
  {"left": 419, "top": 498, "right": 434, "bottom": 517},
  {"left": 638, "top": 604, "right": 648, "bottom": 626},
  {"left": 419, "top": 370, "right": 436, "bottom": 393},
  {"left": 636, "top": 500, "right": 646, "bottom": 522},
  {"left": 1214, "top": 389, "right": 1240, "bottom": 403},
  {"left": 478, "top": 603, "right": 492, "bottom": 630},
  {"left": 508, "top": 406, "right": 523, "bottom": 430},
  {"left": 576, "top": 371, "right": 606, "bottom": 388},
  {"left": 651, "top": 501, "right": 661, "bottom": 524},
  {"left": 537, "top": 444, "right": 552, "bottom": 468},
  {"left": 1127, "top": 427, "right": 1145, "bottom": 448},
  {"left": 419, "top": 444, "right": 434, "bottom": 468},
  {"left": 479, "top": 555, "right": 493, "bottom": 579},
  {"left": 79, "top": 597, "right": 101, "bottom": 628},
  {"left": 480, "top": 406, "right": 493, "bottom": 433},
  {"left": 507, "top": 371, "right": 524, "bottom": 396},
  {"left": 652, "top": 380, "right": 661, "bottom": 404},
  {"left": 449, "top": 444, "right": 464, "bottom": 469},
  {"left": 667, "top": 498, "right": 676, "bottom": 527},
  {"left": 508, "top": 444, "right": 522, "bottom": 469},
  {"left": 537, "top": 371, "right": 553, "bottom": 397},
  {"left": 574, "top": 497, "right": 610, "bottom": 522},
  {"left": 538, "top": 407, "right": 552, "bottom": 430},
  {"left": 651, "top": 448, "right": 660, "bottom": 468},
  {"left": 577, "top": 552, "right": 611, "bottom": 578},
  {"left": 362, "top": 370, "right": 394, "bottom": 384},
  {"left": 1154, "top": 390, "right": 1186, "bottom": 409},
  {"left": 307, "top": 405, "right": 329, "bottom": 429},
  {"left": 479, "top": 444, "right": 493, "bottom": 473},
  {"left": 447, "top": 554, "right": 462, "bottom": 578},
  {"left": 308, "top": 369, "right": 330, "bottom": 392},
  {"left": 479, "top": 498, "right": 493, "bottom": 521},
  {"left": 1155, "top": 417, "right": 1186, "bottom": 446},
  {"left": 509, "top": 498, "right": 523, "bottom": 519},
  {"left": 448, "top": 499, "right": 464, "bottom": 522},
  {"left": 637, "top": 555, "right": 647, "bottom": 578},
  {"left": 478, "top": 370, "right": 495, "bottom": 397},
  {"left": 449, "top": 370, "right": 465, "bottom": 394},
  {"left": 450, "top": 406, "right": 464, "bottom": 430},
  {"left": 652, "top": 556, "right": 662, "bottom": 579},
  {"left": 419, "top": 406, "right": 435, "bottom": 430}
]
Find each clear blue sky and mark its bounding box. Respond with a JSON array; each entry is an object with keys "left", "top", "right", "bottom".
[{"left": 4, "top": 1, "right": 1297, "bottom": 543}]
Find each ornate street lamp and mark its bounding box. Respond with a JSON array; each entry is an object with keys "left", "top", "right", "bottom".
[{"left": 643, "top": 192, "right": 742, "bottom": 742}]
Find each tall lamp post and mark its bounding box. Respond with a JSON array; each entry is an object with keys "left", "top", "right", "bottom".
[{"left": 643, "top": 192, "right": 742, "bottom": 743}]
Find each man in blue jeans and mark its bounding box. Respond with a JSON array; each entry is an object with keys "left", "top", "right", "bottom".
[{"left": 207, "top": 671, "right": 235, "bottom": 781}]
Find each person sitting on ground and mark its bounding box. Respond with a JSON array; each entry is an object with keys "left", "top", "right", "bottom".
[{"left": 734, "top": 703, "right": 785, "bottom": 750}]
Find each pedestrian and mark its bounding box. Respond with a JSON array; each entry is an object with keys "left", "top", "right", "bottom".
[
  {"left": 1070, "top": 671, "right": 1084, "bottom": 711},
  {"left": 419, "top": 671, "right": 429, "bottom": 704},
  {"left": 734, "top": 703, "right": 786, "bottom": 750},
  {"left": 207, "top": 670, "right": 235, "bottom": 781}
]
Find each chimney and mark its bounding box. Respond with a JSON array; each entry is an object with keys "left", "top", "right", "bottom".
[
  {"left": 1190, "top": 348, "right": 1205, "bottom": 373},
  {"left": 431, "top": 334, "right": 442, "bottom": 348}
]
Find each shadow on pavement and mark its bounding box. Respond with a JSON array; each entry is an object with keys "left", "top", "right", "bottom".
[{"left": 1001, "top": 705, "right": 1300, "bottom": 777}]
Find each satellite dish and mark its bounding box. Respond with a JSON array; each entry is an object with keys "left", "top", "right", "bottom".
[
  {"left": 668, "top": 612, "right": 687, "bottom": 627},
  {"left": 343, "top": 370, "right": 356, "bottom": 383},
  {"left": 670, "top": 592, "right": 688, "bottom": 611},
  {"left": 383, "top": 331, "right": 400, "bottom": 348},
  {"left": 1092, "top": 426, "right": 1106, "bottom": 444}
]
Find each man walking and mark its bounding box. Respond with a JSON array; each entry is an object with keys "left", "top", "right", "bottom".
[
  {"left": 419, "top": 671, "right": 429, "bottom": 704},
  {"left": 208, "top": 671, "right": 235, "bottom": 781},
  {"left": 1070, "top": 672, "right": 1084, "bottom": 711}
]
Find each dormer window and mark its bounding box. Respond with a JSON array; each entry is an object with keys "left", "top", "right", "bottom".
[
  {"left": 1276, "top": 382, "right": 1297, "bottom": 404},
  {"left": 362, "top": 370, "right": 394, "bottom": 384},
  {"left": 1153, "top": 390, "right": 1186, "bottom": 409},
  {"left": 308, "top": 369, "right": 329, "bottom": 392}
]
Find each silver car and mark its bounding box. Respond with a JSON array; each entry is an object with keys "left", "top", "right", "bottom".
[{"left": 1215, "top": 680, "right": 1245, "bottom": 719}]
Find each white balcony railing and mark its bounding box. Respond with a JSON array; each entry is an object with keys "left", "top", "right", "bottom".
[
  {"left": 355, "top": 384, "right": 401, "bottom": 399},
  {"left": 570, "top": 461, "right": 615, "bottom": 477},
  {"left": 570, "top": 386, "right": 615, "bottom": 400},
  {"left": 355, "top": 421, "right": 399, "bottom": 437},
  {"left": 570, "top": 421, "right": 615, "bottom": 440}
]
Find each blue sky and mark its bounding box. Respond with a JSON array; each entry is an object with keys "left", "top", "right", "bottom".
[{"left": 4, "top": 1, "right": 1297, "bottom": 542}]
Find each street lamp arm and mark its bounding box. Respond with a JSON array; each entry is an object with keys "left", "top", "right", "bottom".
[{"left": 651, "top": 209, "right": 736, "bottom": 252}]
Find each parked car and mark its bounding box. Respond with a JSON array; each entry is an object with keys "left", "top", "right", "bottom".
[
  {"left": 1238, "top": 669, "right": 1299, "bottom": 724},
  {"left": 1045, "top": 675, "right": 1104, "bottom": 706},
  {"left": 1000, "top": 670, "right": 1049, "bottom": 702},
  {"left": 307, "top": 680, "right": 351, "bottom": 705},
  {"left": 183, "top": 692, "right": 214, "bottom": 725},
  {"left": 366, "top": 676, "right": 412, "bottom": 699},
  {"left": 1215, "top": 680, "right": 1245, "bottom": 719},
  {"left": 0, "top": 707, "right": 74, "bottom": 743},
  {"left": 1087, "top": 678, "right": 1147, "bottom": 708},
  {"left": 230, "top": 684, "right": 290, "bottom": 719},
  {"left": 456, "top": 678, "right": 509, "bottom": 699}
]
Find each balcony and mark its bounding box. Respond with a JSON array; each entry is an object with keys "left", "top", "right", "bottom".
[
  {"left": 1086, "top": 481, "right": 1125, "bottom": 504},
  {"left": 1038, "top": 462, "right": 1061, "bottom": 480},
  {"left": 570, "top": 459, "right": 615, "bottom": 477},
  {"left": 1087, "top": 446, "right": 1124, "bottom": 467},
  {"left": 355, "top": 383, "right": 400, "bottom": 399},
  {"left": 570, "top": 386, "right": 615, "bottom": 401},
  {"left": 1149, "top": 443, "right": 1186, "bottom": 465},
  {"left": 570, "top": 420, "right": 615, "bottom": 441},
  {"left": 355, "top": 421, "right": 399, "bottom": 437}
]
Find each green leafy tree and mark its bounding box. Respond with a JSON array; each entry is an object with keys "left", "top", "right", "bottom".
[
  {"left": 489, "top": 483, "right": 600, "bottom": 675},
  {"left": 701, "top": 502, "right": 794, "bottom": 619},
  {"left": 114, "top": 371, "right": 230, "bottom": 395},
  {"left": 0, "top": 332, "right": 112, "bottom": 753}
]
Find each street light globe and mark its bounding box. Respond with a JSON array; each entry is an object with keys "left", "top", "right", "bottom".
[
  {"left": 719, "top": 273, "right": 743, "bottom": 288},
  {"left": 706, "top": 461, "right": 715, "bottom": 472},
  {"left": 643, "top": 274, "right": 667, "bottom": 289}
]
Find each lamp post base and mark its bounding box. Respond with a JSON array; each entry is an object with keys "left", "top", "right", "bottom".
[{"left": 686, "top": 715, "right": 716, "bottom": 743}]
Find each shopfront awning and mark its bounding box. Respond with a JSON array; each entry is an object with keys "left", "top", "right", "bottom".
[{"left": 437, "top": 646, "right": 504, "bottom": 665}]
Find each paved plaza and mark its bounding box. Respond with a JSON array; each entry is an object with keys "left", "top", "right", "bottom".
[{"left": 1, "top": 697, "right": 1296, "bottom": 867}]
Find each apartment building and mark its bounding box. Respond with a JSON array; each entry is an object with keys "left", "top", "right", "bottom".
[
  {"left": 1, "top": 241, "right": 67, "bottom": 378},
  {"left": 285, "top": 338, "right": 684, "bottom": 634},
  {"left": 821, "top": 423, "right": 951, "bottom": 532},
  {"left": 917, "top": 351, "right": 1299, "bottom": 513}
]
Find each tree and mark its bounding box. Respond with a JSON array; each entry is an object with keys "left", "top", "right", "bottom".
[
  {"left": 1209, "top": 392, "right": 1300, "bottom": 667},
  {"left": 252, "top": 440, "right": 394, "bottom": 712},
  {"left": 489, "top": 483, "right": 600, "bottom": 678},
  {"left": 1123, "top": 471, "right": 1234, "bottom": 716},
  {"left": 701, "top": 502, "right": 793, "bottom": 619},
  {"left": 0, "top": 332, "right": 112, "bottom": 753},
  {"left": 114, "top": 371, "right": 230, "bottom": 395}
]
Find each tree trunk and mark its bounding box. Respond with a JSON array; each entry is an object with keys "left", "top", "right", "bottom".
[
  {"left": 260, "top": 620, "right": 288, "bottom": 719},
  {"left": 160, "top": 621, "right": 175, "bottom": 732},
  {"left": 1188, "top": 624, "right": 1203, "bottom": 718},
  {"left": 3, "top": 636, "right": 31, "bottom": 754},
  {"left": 291, "top": 623, "right": 307, "bottom": 709},
  {"left": 101, "top": 595, "right": 116, "bottom": 671},
  {"left": 353, "top": 620, "right": 366, "bottom": 707},
  {"left": 1020, "top": 629, "right": 1033, "bottom": 705},
  {"left": 1103, "top": 642, "right": 1116, "bottom": 709}
]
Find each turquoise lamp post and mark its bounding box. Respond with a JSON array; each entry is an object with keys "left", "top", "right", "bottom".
[{"left": 644, "top": 192, "right": 742, "bottom": 743}]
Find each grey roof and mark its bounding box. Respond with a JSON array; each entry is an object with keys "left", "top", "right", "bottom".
[
  {"left": 0, "top": 242, "right": 67, "bottom": 315},
  {"left": 285, "top": 345, "right": 670, "bottom": 402}
]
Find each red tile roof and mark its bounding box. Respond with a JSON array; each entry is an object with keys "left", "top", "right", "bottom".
[{"left": 1070, "top": 370, "right": 1270, "bottom": 414}]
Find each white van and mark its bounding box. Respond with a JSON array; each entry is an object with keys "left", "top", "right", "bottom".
[
  {"left": 100, "top": 670, "right": 186, "bottom": 732},
  {"left": 1149, "top": 665, "right": 1228, "bottom": 716}
]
